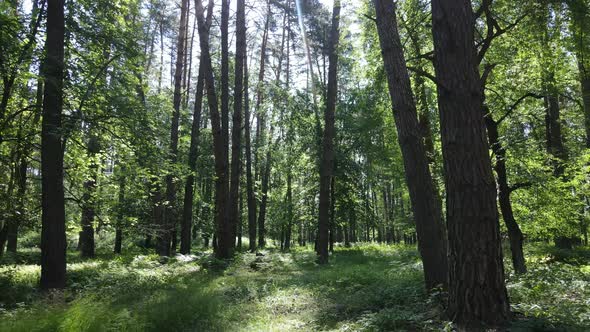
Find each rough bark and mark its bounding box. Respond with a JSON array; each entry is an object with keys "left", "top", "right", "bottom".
[
  {"left": 159, "top": 0, "right": 189, "bottom": 256},
  {"left": 245, "top": 55, "right": 257, "bottom": 252},
  {"left": 373, "top": 0, "right": 448, "bottom": 288},
  {"left": 40, "top": 0, "right": 67, "bottom": 290},
  {"left": 317, "top": 0, "right": 340, "bottom": 264},
  {"left": 229, "top": 0, "right": 246, "bottom": 248},
  {"left": 196, "top": 0, "right": 232, "bottom": 259},
  {"left": 431, "top": 0, "right": 510, "bottom": 325}
]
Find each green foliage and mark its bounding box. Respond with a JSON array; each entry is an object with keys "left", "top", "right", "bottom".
[{"left": 2, "top": 244, "right": 588, "bottom": 331}]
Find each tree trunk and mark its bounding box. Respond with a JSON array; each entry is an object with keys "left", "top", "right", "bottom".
[
  {"left": 373, "top": 0, "right": 448, "bottom": 289},
  {"left": 329, "top": 176, "right": 335, "bottom": 252},
  {"left": 229, "top": 0, "right": 246, "bottom": 250},
  {"left": 485, "top": 114, "right": 527, "bottom": 274},
  {"left": 114, "top": 168, "right": 125, "bottom": 254},
  {"left": 254, "top": 3, "right": 271, "bottom": 184},
  {"left": 7, "top": 156, "right": 27, "bottom": 253},
  {"left": 317, "top": 0, "right": 340, "bottom": 264},
  {"left": 160, "top": 0, "right": 189, "bottom": 256},
  {"left": 196, "top": 0, "right": 231, "bottom": 259},
  {"left": 180, "top": 57, "right": 205, "bottom": 255},
  {"left": 431, "top": 0, "right": 510, "bottom": 325},
  {"left": 0, "top": 223, "right": 8, "bottom": 256},
  {"left": 257, "top": 132, "right": 272, "bottom": 248},
  {"left": 80, "top": 134, "right": 99, "bottom": 259},
  {"left": 40, "top": 0, "right": 67, "bottom": 290},
  {"left": 284, "top": 167, "right": 293, "bottom": 251},
  {"left": 245, "top": 53, "right": 257, "bottom": 252}
]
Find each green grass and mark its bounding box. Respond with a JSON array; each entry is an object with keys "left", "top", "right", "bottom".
[{"left": 0, "top": 242, "right": 589, "bottom": 331}]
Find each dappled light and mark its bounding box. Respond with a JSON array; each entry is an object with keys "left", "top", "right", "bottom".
[{"left": 2, "top": 0, "right": 590, "bottom": 330}]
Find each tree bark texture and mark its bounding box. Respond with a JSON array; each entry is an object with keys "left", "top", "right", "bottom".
[
  {"left": 373, "top": 0, "right": 448, "bottom": 289},
  {"left": 431, "top": 0, "right": 510, "bottom": 325},
  {"left": 317, "top": 0, "right": 340, "bottom": 264},
  {"left": 40, "top": 0, "right": 67, "bottom": 290}
]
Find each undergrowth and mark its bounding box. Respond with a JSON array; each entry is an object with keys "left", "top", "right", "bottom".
[{"left": 0, "top": 241, "right": 588, "bottom": 331}]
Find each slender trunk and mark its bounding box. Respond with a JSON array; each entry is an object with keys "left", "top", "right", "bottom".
[
  {"left": 329, "top": 176, "right": 335, "bottom": 252},
  {"left": 373, "top": 0, "right": 448, "bottom": 288},
  {"left": 0, "top": 225, "right": 7, "bottom": 256},
  {"left": 254, "top": 3, "right": 271, "bottom": 182},
  {"left": 245, "top": 56, "right": 257, "bottom": 252},
  {"left": 431, "top": 0, "right": 510, "bottom": 325},
  {"left": 238, "top": 186, "right": 243, "bottom": 249},
  {"left": 229, "top": 0, "right": 246, "bottom": 248},
  {"left": 160, "top": 0, "right": 189, "bottom": 256},
  {"left": 284, "top": 167, "right": 293, "bottom": 250},
  {"left": 485, "top": 114, "right": 526, "bottom": 274},
  {"left": 40, "top": 0, "right": 67, "bottom": 290},
  {"left": 317, "top": 0, "right": 340, "bottom": 264},
  {"left": 181, "top": 56, "right": 206, "bottom": 254},
  {"left": 114, "top": 168, "right": 125, "bottom": 254},
  {"left": 80, "top": 134, "right": 99, "bottom": 258},
  {"left": 257, "top": 129, "right": 273, "bottom": 248},
  {"left": 196, "top": 0, "right": 231, "bottom": 259},
  {"left": 158, "top": 19, "right": 164, "bottom": 94},
  {"left": 580, "top": 71, "right": 590, "bottom": 149},
  {"left": 6, "top": 156, "right": 27, "bottom": 253}
]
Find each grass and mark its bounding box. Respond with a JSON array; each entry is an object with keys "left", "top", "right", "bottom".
[{"left": 0, "top": 241, "right": 589, "bottom": 331}]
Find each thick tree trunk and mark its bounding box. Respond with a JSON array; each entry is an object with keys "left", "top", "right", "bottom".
[
  {"left": 196, "top": 0, "right": 231, "bottom": 259},
  {"left": 317, "top": 0, "right": 340, "bottom": 264},
  {"left": 431, "top": 0, "right": 510, "bottom": 325},
  {"left": 40, "top": 0, "right": 67, "bottom": 290},
  {"left": 221, "top": 0, "right": 230, "bottom": 191},
  {"left": 373, "top": 0, "right": 448, "bottom": 288},
  {"left": 485, "top": 115, "right": 527, "bottom": 274},
  {"left": 229, "top": 0, "right": 246, "bottom": 249}
]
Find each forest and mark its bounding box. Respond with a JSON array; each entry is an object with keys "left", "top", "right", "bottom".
[{"left": 1, "top": 0, "right": 590, "bottom": 330}]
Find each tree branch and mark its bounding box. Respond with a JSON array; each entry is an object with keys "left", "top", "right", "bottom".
[
  {"left": 407, "top": 66, "right": 445, "bottom": 89},
  {"left": 509, "top": 182, "right": 532, "bottom": 193},
  {"left": 496, "top": 92, "right": 545, "bottom": 124}
]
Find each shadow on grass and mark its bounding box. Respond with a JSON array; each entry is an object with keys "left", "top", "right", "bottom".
[{"left": 2, "top": 243, "right": 590, "bottom": 331}]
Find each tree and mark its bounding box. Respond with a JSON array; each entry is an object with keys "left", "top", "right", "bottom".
[
  {"left": 431, "top": 0, "right": 510, "bottom": 325},
  {"left": 317, "top": 0, "right": 340, "bottom": 265},
  {"left": 229, "top": 0, "right": 246, "bottom": 249},
  {"left": 373, "top": 0, "right": 448, "bottom": 289},
  {"left": 195, "top": 0, "right": 231, "bottom": 259},
  {"left": 40, "top": 0, "right": 67, "bottom": 290},
  {"left": 181, "top": 2, "right": 213, "bottom": 255},
  {"left": 245, "top": 52, "right": 257, "bottom": 252},
  {"left": 159, "top": 0, "right": 189, "bottom": 256}
]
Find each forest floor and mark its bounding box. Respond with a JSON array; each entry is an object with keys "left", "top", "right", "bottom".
[{"left": 1, "top": 240, "right": 589, "bottom": 331}]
